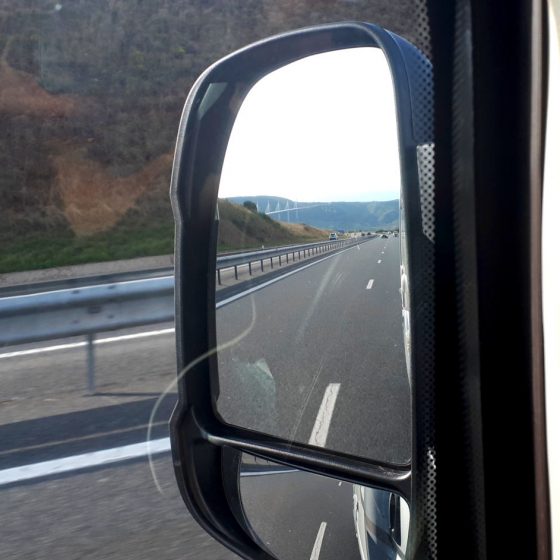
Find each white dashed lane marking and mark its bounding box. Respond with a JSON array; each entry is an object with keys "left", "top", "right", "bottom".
[
  {"left": 310, "top": 522, "right": 327, "bottom": 560},
  {"left": 308, "top": 383, "right": 341, "bottom": 448}
]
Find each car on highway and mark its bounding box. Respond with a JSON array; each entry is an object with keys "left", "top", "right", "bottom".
[
  {"left": 329, "top": 232, "right": 338, "bottom": 240},
  {"left": 353, "top": 485, "right": 410, "bottom": 560}
]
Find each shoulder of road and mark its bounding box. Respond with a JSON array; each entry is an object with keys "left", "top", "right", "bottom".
[{"left": 0, "top": 254, "right": 175, "bottom": 289}]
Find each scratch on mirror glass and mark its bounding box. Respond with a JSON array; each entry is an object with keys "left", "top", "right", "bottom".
[
  {"left": 147, "top": 297, "right": 257, "bottom": 494},
  {"left": 295, "top": 254, "right": 341, "bottom": 343}
]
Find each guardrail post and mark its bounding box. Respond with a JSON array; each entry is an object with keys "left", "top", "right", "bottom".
[
  {"left": 248, "top": 262, "right": 252, "bottom": 276},
  {"left": 270, "top": 257, "right": 274, "bottom": 269},
  {"left": 86, "top": 333, "right": 96, "bottom": 394},
  {"left": 260, "top": 259, "right": 264, "bottom": 272},
  {"left": 217, "top": 269, "right": 222, "bottom": 285},
  {"left": 234, "top": 265, "right": 238, "bottom": 280},
  {"left": 278, "top": 255, "right": 281, "bottom": 266}
]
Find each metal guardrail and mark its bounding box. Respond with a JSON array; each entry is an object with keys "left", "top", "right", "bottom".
[
  {"left": 0, "top": 237, "right": 366, "bottom": 393},
  {"left": 0, "top": 266, "right": 175, "bottom": 298},
  {"left": 0, "top": 239, "right": 357, "bottom": 297},
  {"left": 0, "top": 278, "right": 174, "bottom": 394},
  {"left": 0, "top": 278, "right": 175, "bottom": 346},
  {"left": 215, "top": 238, "right": 356, "bottom": 283}
]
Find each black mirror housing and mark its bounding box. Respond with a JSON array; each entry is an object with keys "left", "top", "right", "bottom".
[{"left": 169, "top": 21, "right": 434, "bottom": 560}]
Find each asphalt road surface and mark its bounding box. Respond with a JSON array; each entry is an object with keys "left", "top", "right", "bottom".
[
  {"left": 217, "top": 236, "right": 410, "bottom": 464},
  {"left": 0, "top": 235, "right": 407, "bottom": 559},
  {"left": 240, "top": 464, "right": 362, "bottom": 560}
]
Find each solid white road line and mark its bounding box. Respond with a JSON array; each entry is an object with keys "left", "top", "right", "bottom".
[
  {"left": 0, "top": 328, "right": 175, "bottom": 359},
  {"left": 96, "top": 328, "right": 174, "bottom": 345},
  {"left": 308, "top": 383, "right": 341, "bottom": 448},
  {"left": 0, "top": 438, "right": 301, "bottom": 486},
  {"left": 366, "top": 279, "right": 374, "bottom": 290},
  {"left": 0, "top": 341, "right": 88, "bottom": 359},
  {"left": 0, "top": 437, "right": 171, "bottom": 487},
  {"left": 310, "top": 522, "right": 327, "bottom": 560}
]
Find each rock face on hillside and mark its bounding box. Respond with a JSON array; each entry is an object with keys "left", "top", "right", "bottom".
[
  {"left": 0, "top": 1, "right": 415, "bottom": 269},
  {"left": 217, "top": 199, "right": 328, "bottom": 251}
]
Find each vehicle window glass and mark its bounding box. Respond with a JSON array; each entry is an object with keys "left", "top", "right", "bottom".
[{"left": 0, "top": 2, "right": 428, "bottom": 559}]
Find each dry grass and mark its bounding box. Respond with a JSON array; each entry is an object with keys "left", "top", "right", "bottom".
[
  {"left": 53, "top": 150, "right": 173, "bottom": 235},
  {"left": 0, "top": 59, "right": 76, "bottom": 118},
  {"left": 281, "top": 222, "right": 328, "bottom": 238},
  {"left": 217, "top": 199, "right": 329, "bottom": 251}
]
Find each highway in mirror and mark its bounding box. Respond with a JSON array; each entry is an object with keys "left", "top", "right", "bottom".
[
  {"left": 216, "top": 232, "right": 411, "bottom": 465},
  {"left": 214, "top": 47, "right": 410, "bottom": 465},
  {"left": 239, "top": 453, "right": 409, "bottom": 560}
]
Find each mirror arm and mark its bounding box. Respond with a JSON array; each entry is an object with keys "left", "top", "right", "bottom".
[{"left": 203, "top": 419, "right": 412, "bottom": 500}]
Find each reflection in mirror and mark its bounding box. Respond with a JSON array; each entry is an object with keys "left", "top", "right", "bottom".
[
  {"left": 239, "top": 453, "right": 410, "bottom": 560},
  {"left": 214, "top": 47, "right": 411, "bottom": 465}
]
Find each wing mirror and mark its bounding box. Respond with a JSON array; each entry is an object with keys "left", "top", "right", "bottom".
[{"left": 170, "top": 22, "right": 433, "bottom": 560}]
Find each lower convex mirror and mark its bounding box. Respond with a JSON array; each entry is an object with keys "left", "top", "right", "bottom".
[
  {"left": 214, "top": 46, "right": 411, "bottom": 466},
  {"left": 239, "top": 453, "right": 410, "bottom": 560}
]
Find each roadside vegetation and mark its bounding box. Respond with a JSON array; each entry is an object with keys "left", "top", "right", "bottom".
[
  {"left": 0, "top": 1, "right": 410, "bottom": 275},
  {"left": 0, "top": 199, "right": 328, "bottom": 273},
  {"left": 218, "top": 199, "right": 328, "bottom": 252}
]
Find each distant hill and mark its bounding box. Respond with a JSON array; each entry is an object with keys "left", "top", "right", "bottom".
[
  {"left": 217, "top": 199, "right": 329, "bottom": 251},
  {"left": 228, "top": 196, "right": 399, "bottom": 231}
]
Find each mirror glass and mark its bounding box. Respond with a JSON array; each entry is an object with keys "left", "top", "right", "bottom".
[
  {"left": 239, "top": 453, "right": 410, "bottom": 560},
  {"left": 214, "top": 47, "right": 411, "bottom": 465}
]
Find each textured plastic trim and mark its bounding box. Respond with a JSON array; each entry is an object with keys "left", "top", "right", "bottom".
[{"left": 169, "top": 21, "right": 433, "bottom": 559}]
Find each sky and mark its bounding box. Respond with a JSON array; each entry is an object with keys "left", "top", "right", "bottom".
[{"left": 219, "top": 46, "right": 401, "bottom": 203}]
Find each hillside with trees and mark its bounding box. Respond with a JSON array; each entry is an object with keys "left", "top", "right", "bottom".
[{"left": 0, "top": 0, "right": 414, "bottom": 273}]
